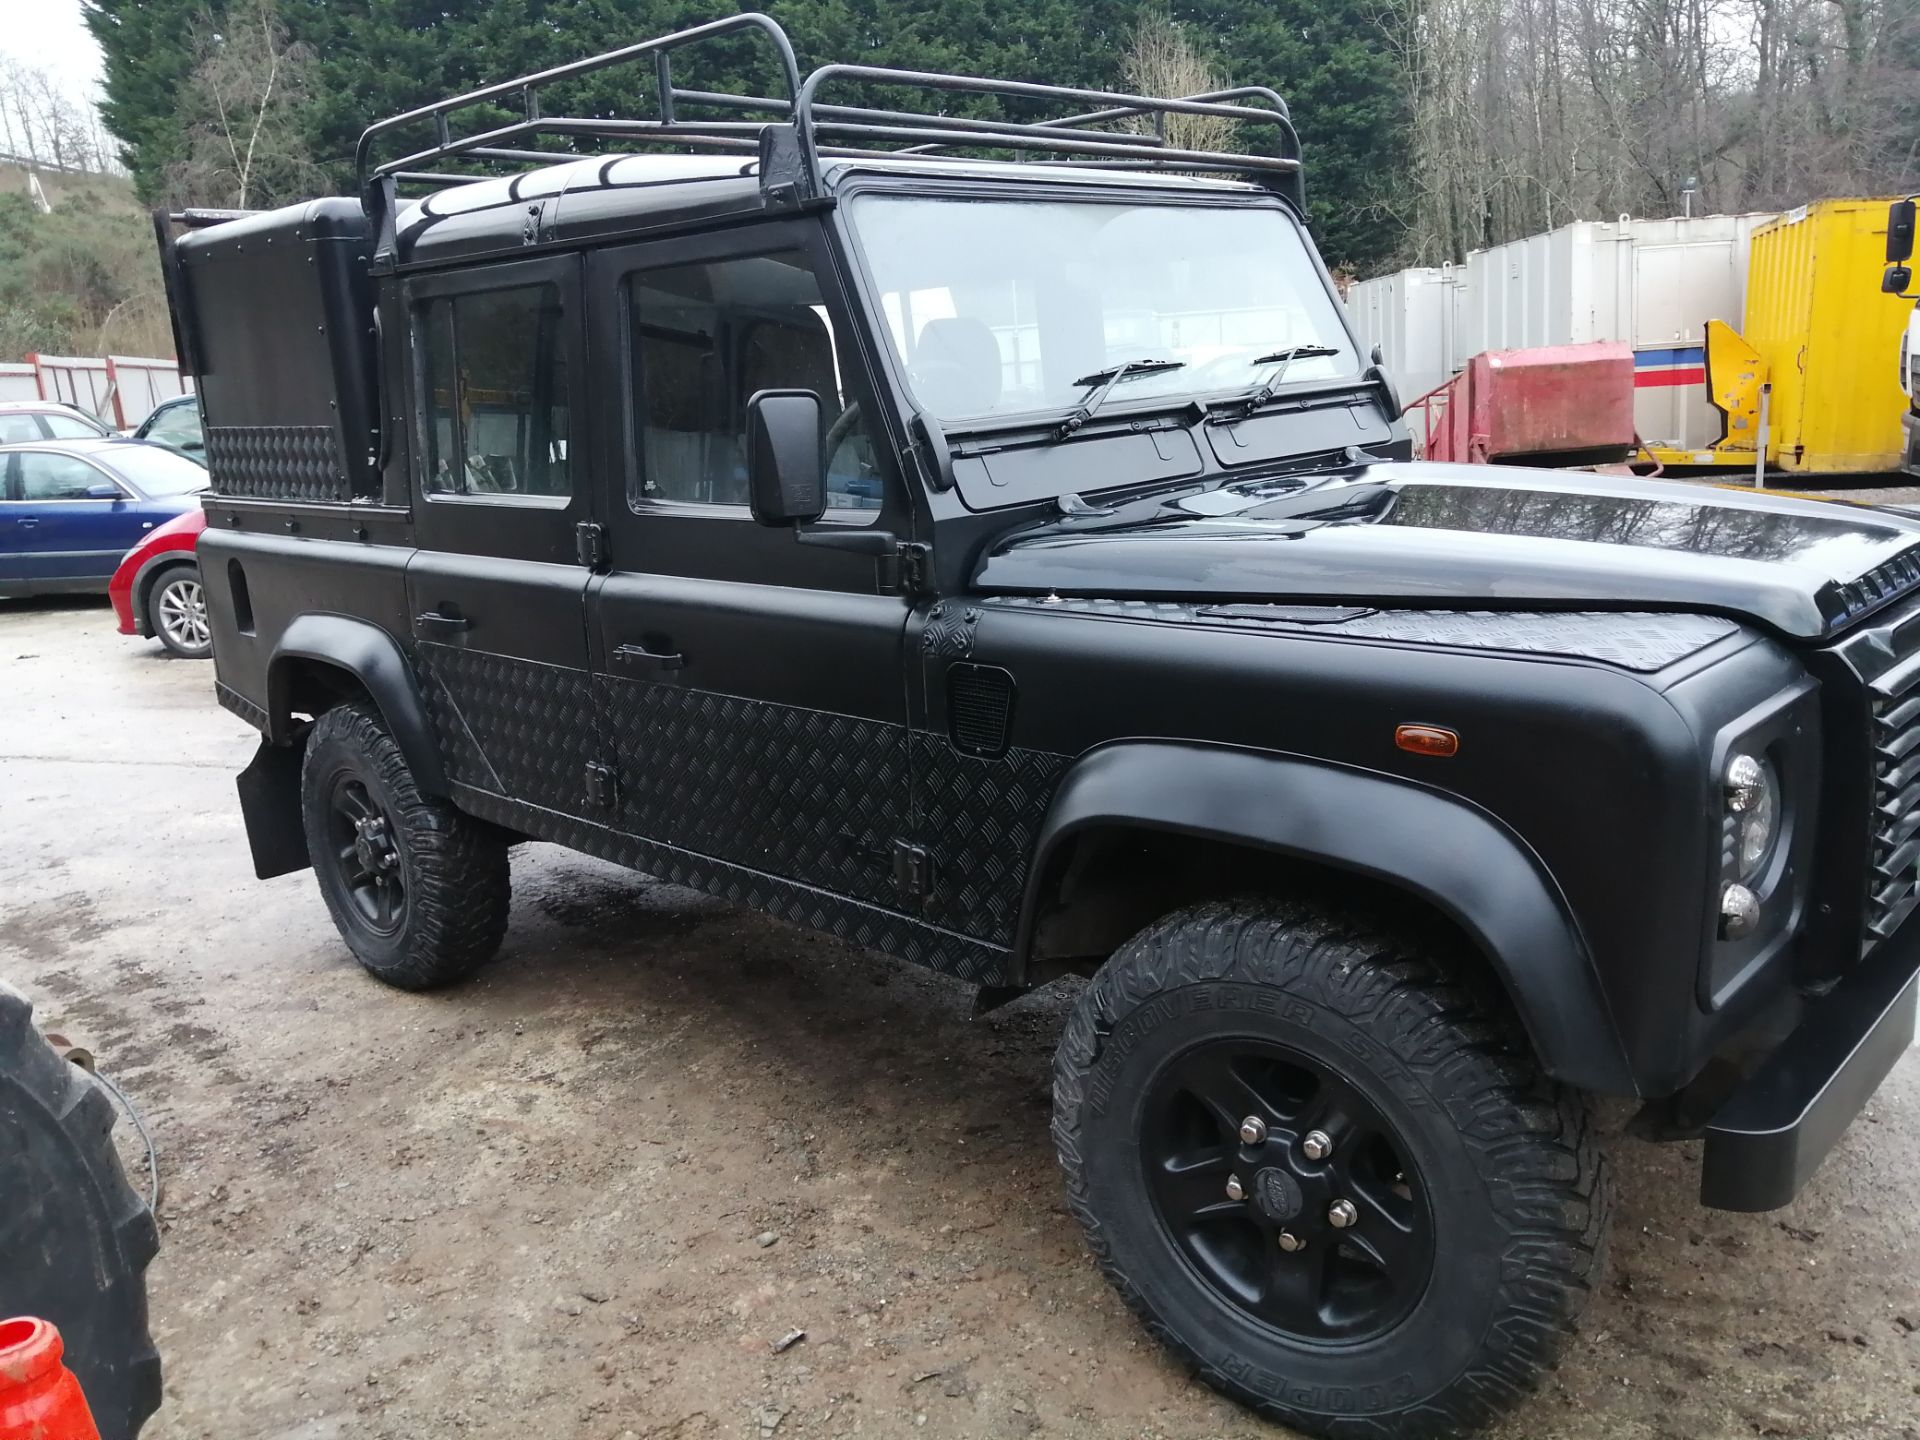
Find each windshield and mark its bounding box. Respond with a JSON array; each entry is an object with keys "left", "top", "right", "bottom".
[
  {"left": 848, "top": 195, "right": 1359, "bottom": 426},
  {"left": 109, "top": 444, "right": 210, "bottom": 497}
]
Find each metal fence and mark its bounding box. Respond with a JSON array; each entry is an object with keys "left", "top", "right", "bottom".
[{"left": 0, "top": 354, "right": 191, "bottom": 429}]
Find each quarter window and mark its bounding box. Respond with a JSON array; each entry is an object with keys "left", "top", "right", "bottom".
[
  {"left": 419, "top": 283, "right": 570, "bottom": 499},
  {"left": 627, "top": 251, "right": 881, "bottom": 516}
]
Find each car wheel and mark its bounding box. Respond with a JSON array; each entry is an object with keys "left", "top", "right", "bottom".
[
  {"left": 146, "top": 566, "right": 211, "bottom": 659},
  {"left": 0, "top": 982, "right": 162, "bottom": 1439},
  {"left": 300, "top": 702, "right": 510, "bottom": 990},
  {"left": 1052, "top": 899, "right": 1609, "bottom": 1440}
]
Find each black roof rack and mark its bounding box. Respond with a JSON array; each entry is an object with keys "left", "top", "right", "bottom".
[{"left": 354, "top": 11, "right": 1303, "bottom": 250}]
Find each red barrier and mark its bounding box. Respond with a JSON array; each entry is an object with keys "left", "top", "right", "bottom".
[{"left": 1404, "top": 342, "right": 1636, "bottom": 466}]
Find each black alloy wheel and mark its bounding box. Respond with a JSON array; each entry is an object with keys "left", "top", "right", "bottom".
[
  {"left": 1142, "top": 1037, "right": 1432, "bottom": 1344},
  {"left": 323, "top": 774, "right": 408, "bottom": 936}
]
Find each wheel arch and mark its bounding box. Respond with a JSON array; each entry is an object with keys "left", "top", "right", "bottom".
[
  {"left": 266, "top": 614, "right": 449, "bottom": 796},
  {"left": 1014, "top": 741, "right": 1636, "bottom": 1095},
  {"left": 131, "top": 550, "right": 197, "bottom": 635}
]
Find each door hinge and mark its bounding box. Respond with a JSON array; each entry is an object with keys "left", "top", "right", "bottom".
[
  {"left": 575, "top": 521, "right": 607, "bottom": 569},
  {"left": 883, "top": 541, "right": 932, "bottom": 595},
  {"left": 892, "top": 840, "right": 933, "bottom": 903},
  {"left": 584, "top": 761, "right": 617, "bottom": 810}
]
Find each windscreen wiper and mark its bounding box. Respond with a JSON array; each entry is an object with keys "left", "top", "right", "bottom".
[
  {"left": 1217, "top": 344, "right": 1341, "bottom": 420},
  {"left": 1055, "top": 357, "right": 1186, "bottom": 439}
]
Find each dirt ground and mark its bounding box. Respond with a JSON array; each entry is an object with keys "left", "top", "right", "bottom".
[{"left": 2, "top": 597, "right": 1917, "bottom": 1440}]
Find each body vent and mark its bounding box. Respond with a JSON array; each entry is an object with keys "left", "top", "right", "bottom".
[{"left": 947, "top": 664, "right": 1015, "bottom": 758}]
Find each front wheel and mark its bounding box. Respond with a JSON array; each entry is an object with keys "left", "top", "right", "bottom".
[
  {"left": 1052, "top": 900, "right": 1609, "bottom": 1440},
  {"left": 300, "top": 703, "right": 509, "bottom": 990},
  {"left": 146, "top": 566, "right": 211, "bottom": 659}
]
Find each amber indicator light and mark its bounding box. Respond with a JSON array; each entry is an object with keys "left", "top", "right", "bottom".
[{"left": 1396, "top": 724, "right": 1460, "bottom": 758}]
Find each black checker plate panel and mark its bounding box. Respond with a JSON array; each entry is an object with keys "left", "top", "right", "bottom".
[
  {"left": 597, "top": 677, "right": 908, "bottom": 903},
  {"left": 206, "top": 425, "right": 349, "bottom": 502},
  {"left": 912, "top": 734, "right": 1069, "bottom": 944},
  {"left": 985, "top": 598, "right": 1740, "bottom": 673},
  {"left": 452, "top": 784, "right": 1015, "bottom": 985},
  {"left": 418, "top": 643, "right": 599, "bottom": 815}
]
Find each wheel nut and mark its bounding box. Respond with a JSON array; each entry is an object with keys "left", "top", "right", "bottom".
[
  {"left": 1278, "top": 1231, "right": 1304, "bottom": 1252},
  {"left": 1328, "top": 1198, "right": 1358, "bottom": 1229},
  {"left": 1302, "top": 1129, "right": 1333, "bottom": 1161},
  {"left": 1238, "top": 1115, "right": 1268, "bottom": 1145},
  {"left": 1225, "top": 1174, "right": 1245, "bottom": 1202}
]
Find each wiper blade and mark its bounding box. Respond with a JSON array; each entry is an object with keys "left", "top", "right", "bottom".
[
  {"left": 1219, "top": 344, "right": 1342, "bottom": 419},
  {"left": 1056, "top": 357, "right": 1186, "bottom": 439}
]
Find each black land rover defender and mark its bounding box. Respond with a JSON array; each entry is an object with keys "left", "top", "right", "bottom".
[{"left": 156, "top": 16, "right": 1919, "bottom": 1437}]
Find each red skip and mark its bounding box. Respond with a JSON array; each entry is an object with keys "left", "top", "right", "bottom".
[{"left": 0, "top": 1319, "right": 101, "bottom": 1440}]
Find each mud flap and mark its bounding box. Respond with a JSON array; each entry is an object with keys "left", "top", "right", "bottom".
[{"left": 236, "top": 736, "right": 310, "bottom": 879}]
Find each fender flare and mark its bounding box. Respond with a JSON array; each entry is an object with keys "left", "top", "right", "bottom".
[
  {"left": 130, "top": 549, "right": 198, "bottom": 634},
  {"left": 266, "top": 614, "right": 449, "bottom": 795},
  {"left": 1015, "top": 740, "right": 1635, "bottom": 1095}
]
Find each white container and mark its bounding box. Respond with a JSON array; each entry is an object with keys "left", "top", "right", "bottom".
[
  {"left": 1344, "top": 265, "right": 1456, "bottom": 402},
  {"left": 1348, "top": 212, "right": 1779, "bottom": 452}
]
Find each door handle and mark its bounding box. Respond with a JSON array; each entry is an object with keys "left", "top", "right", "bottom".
[
  {"left": 611, "top": 641, "right": 685, "bottom": 672},
  {"left": 414, "top": 610, "right": 470, "bottom": 637},
  {"left": 17, "top": 518, "right": 37, "bottom": 529}
]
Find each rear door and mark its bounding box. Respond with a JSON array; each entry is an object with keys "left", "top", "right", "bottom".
[
  {"left": 400, "top": 254, "right": 601, "bottom": 820},
  {"left": 6, "top": 449, "right": 145, "bottom": 586}
]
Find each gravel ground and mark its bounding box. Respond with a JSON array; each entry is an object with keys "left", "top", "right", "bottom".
[{"left": 2, "top": 596, "right": 1917, "bottom": 1440}]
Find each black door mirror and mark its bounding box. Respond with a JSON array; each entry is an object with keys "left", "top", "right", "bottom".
[
  {"left": 1889, "top": 198, "right": 1917, "bottom": 264},
  {"left": 745, "top": 389, "right": 825, "bottom": 527},
  {"left": 1886, "top": 265, "right": 1914, "bottom": 296}
]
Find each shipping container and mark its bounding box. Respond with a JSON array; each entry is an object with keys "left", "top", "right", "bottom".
[
  {"left": 1742, "top": 200, "right": 1914, "bottom": 474},
  {"left": 1346, "top": 213, "right": 1777, "bottom": 456}
]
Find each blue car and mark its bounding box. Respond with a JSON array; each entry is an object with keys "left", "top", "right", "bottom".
[{"left": 0, "top": 439, "right": 208, "bottom": 597}]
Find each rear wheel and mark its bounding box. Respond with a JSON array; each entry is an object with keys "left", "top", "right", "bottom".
[
  {"left": 145, "top": 566, "right": 210, "bottom": 659},
  {"left": 0, "top": 983, "right": 161, "bottom": 1439},
  {"left": 1053, "top": 899, "right": 1609, "bottom": 1440},
  {"left": 301, "top": 703, "right": 509, "bottom": 989}
]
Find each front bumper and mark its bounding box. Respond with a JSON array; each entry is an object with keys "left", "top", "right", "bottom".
[{"left": 1700, "top": 920, "right": 1919, "bottom": 1210}]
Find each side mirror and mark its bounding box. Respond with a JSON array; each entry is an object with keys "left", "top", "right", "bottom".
[
  {"left": 84, "top": 482, "right": 123, "bottom": 501},
  {"left": 1889, "top": 198, "right": 1917, "bottom": 264},
  {"left": 1884, "top": 264, "right": 1914, "bottom": 296},
  {"left": 745, "top": 389, "right": 825, "bottom": 527}
]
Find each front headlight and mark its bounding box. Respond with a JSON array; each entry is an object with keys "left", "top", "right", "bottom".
[{"left": 1724, "top": 752, "right": 1779, "bottom": 881}]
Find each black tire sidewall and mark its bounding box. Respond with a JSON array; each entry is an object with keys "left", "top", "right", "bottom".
[
  {"left": 301, "top": 721, "right": 419, "bottom": 977},
  {"left": 145, "top": 566, "right": 209, "bottom": 659},
  {"left": 1076, "top": 978, "right": 1522, "bottom": 1422}
]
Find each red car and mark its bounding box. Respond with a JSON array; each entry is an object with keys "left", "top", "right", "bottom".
[{"left": 109, "top": 508, "right": 210, "bottom": 658}]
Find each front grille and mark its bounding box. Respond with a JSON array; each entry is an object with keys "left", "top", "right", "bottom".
[
  {"left": 1865, "top": 647, "right": 1920, "bottom": 950},
  {"left": 1829, "top": 551, "right": 1920, "bottom": 626}
]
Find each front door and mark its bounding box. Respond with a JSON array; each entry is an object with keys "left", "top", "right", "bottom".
[
  {"left": 584, "top": 221, "right": 917, "bottom": 913},
  {"left": 401, "top": 254, "right": 600, "bottom": 820},
  {"left": 0, "top": 449, "right": 148, "bottom": 587}
]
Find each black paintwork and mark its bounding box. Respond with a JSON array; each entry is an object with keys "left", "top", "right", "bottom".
[{"left": 161, "top": 61, "right": 1920, "bottom": 1217}]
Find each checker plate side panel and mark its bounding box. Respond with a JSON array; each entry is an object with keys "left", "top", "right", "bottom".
[{"left": 418, "top": 643, "right": 599, "bottom": 815}]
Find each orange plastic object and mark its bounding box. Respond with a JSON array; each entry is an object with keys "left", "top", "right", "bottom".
[{"left": 0, "top": 1319, "right": 101, "bottom": 1440}]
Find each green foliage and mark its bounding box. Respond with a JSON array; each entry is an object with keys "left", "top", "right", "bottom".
[
  {"left": 0, "top": 189, "right": 173, "bottom": 360},
  {"left": 86, "top": 0, "right": 1408, "bottom": 269}
]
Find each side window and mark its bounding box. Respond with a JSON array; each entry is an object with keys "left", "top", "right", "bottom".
[
  {"left": 42, "top": 413, "right": 106, "bottom": 440},
  {"left": 0, "top": 415, "right": 42, "bottom": 444},
  {"left": 18, "top": 453, "right": 109, "bottom": 500},
  {"left": 627, "top": 251, "right": 882, "bottom": 517},
  {"left": 418, "top": 283, "right": 570, "bottom": 499}
]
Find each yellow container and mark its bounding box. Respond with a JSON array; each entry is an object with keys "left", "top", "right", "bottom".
[{"left": 1743, "top": 198, "right": 1915, "bottom": 473}]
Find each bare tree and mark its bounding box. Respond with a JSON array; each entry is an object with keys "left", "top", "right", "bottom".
[
  {"left": 166, "top": 0, "right": 325, "bottom": 209},
  {"left": 1120, "top": 6, "right": 1237, "bottom": 154}
]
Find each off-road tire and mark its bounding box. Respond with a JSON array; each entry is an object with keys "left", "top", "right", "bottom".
[
  {"left": 301, "top": 702, "right": 509, "bottom": 989},
  {"left": 1052, "top": 899, "right": 1609, "bottom": 1440},
  {"left": 144, "top": 565, "right": 211, "bottom": 660},
  {"left": 0, "top": 983, "right": 161, "bottom": 1440}
]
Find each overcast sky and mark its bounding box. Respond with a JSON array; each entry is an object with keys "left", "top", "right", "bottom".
[{"left": 4, "top": 0, "right": 105, "bottom": 101}]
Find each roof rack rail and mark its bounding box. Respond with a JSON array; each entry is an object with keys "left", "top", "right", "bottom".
[{"left": 353, "top": 11, "right": 1304, "bottom": 253}]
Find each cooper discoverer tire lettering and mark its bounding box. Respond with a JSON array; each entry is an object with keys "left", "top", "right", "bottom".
[
  {"left": 1052, "top": 899, "right": 1610, "bottom": 1440},
  {"left": 300, "top": 702, "right": 509, "bottom": 989}
]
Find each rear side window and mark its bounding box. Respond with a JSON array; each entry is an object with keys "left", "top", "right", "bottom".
[
  {"left": 43, "top": 412, "right": 107, "bottom": 440},
  {"left": 419, "top": 283, "right": 570, "bottom": 499}
]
